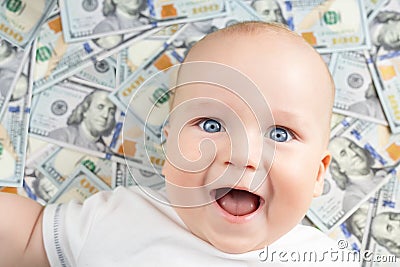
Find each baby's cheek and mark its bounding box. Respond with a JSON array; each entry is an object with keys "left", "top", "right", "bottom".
[
  {"left": 177, "top": 130, "right": 205, "bottom": 162},
  {"left": 163, "top": 161, "right": 206, "bottom": 188},
  {"left": 270, "top": 159, "right": 316, "bottom": 208}
]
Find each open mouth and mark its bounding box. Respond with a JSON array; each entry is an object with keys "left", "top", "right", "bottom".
[{"left": 213, "top": 187, "right": 263, "bottom": 217}]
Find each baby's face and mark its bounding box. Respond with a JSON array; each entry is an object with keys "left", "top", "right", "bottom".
[{"left": 162, "top": 29, "right": 333, "bottom": 253}]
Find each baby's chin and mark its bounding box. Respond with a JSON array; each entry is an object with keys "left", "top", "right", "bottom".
[{"left": 205, "top": 232, "right": 267, "bottom": 254}]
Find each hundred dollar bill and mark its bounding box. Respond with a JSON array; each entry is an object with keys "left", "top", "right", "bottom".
[
  {"left": 307, "top": 117, "right": 396, "bottom": 232},
  {"left": 364, "top": 0, "right": 389, "bottom": 18},
  {"left": 68, "top": 57, "right": 117, "bottom": 92},
  {"left": 282, "top": 0, "right": 371, "bottom": 53},
  {"left": 362, "top": 175, "right": 400, "bottom": 266},
  {"left": 59, "top": 0, "right": 227, "bottom": 43},
  {"left": 331, "top": 112, "right": 346, "bottom": 128},
  {"left": 335, "top": 175, "right": 400, "bottom": 266},
  {"left": 81, "top": 155, "right": 113, "bottom": 187},
  {"left": 117, "top": 38, "right": 169, "bottom": 84},
  {"left": 23, "top": 145, "right": 112, "bottom": 204},
  {"left": 29, "top": 82, "right": 123, "bottom": 158},
  {"left": 147, "top": 0, "right": 226, "bottom": 20},
  {"left": 0, "top": 0, "right": 57, "bottom": 48},
  {"left": 23, "top": 142, "right": 59, "bottom": 204},
  {"left": 33, "top": 14, "right": 104, "bottom": 93},
  {"left": 49, "top": 1, "right": 60, "bottom": 17},
  {"left": 368, "top": 0, "right": 400, "bottom": 58},
  {"left": 366, "top": 0, "right": 400, "bottom": 134},
  {"left": 245, "top": 0, "right": 291, "bottom": 25},
  {"left": 112, "top": 162, "right": 164, "bottom": 189},
  {"left": 110, "top": 113, "right": 165, "bottom": 172},
  {"left": 329, "top": 51, "right": 387, "bottom": 125},
  {"left": 36, "top": 146, "right": 113, "bottom": 189},
  {"left": 366, "top": 50, "right": 400, "bottom": 134},
  {"left": 25, "top": 137, "right": 57, "bottom": 167},
  {"left": 0, "top": 38, "right": 30, "bottom": 120},
  {"left": 327, "top": 192, "right": 380, "bottom": 255},
  {"left": 33, "top": 13, "right": 158, "bottom": 94},
  {"left": 0, "top": 48, "right": 33, "bottom": 187},
  {"left": 29, "top": 82, "right": 157, "bottom": 171},
  {"left": 0, "top": 125, "right": 17, "bottom": 186},
  {"left": 109, "top": 39, "right": 181, "bottom": 144},
  {"left": 48, "top": 164, "right": 110, "bottom": 204},
  {"left": 151, "top": 24, "right": 181, "bottom": 39},
  {"left": 23, "top": 166, "right": 59, "bottom": 204},
  {"left": 171, "top": 0, "right": 261, "bottom": 52},
  {"left": 321, "top": 53, "right": 333, "bottom": 66}
]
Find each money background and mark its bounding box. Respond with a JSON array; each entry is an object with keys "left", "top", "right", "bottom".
[{"left": 0, "top": 0, "right": 400, "bottom": 265}]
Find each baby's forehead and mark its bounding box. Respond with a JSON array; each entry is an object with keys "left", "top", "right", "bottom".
[
  {"left": 171, "top": 59, "right": 272, "bottom": 115},
  {"left": 183, "top": 27, "right": 332, "bottom": 85},
  {"left": 170, "top": 22, "right": 333, "bottom": 130}
]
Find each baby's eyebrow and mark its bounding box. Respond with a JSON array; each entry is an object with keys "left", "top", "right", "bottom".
[{"left": 272, "top": 109, "right": 308, "bottom": 128}]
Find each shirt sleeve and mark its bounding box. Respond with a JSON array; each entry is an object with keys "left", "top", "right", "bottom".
[{"left": 42, "top": 190, "right": 114, "bottom": 267}]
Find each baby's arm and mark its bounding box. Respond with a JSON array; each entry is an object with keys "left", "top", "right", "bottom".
[{"left": 0, "top": 192, "right": 50, "bottom": 267}]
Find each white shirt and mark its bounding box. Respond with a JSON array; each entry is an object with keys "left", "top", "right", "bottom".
[{"left": 43, "top": 186, "right": 360, "bottom": 267}]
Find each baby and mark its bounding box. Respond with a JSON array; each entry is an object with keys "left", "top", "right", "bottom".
[{"left": 0, "top": 22, "right": 358, "bottom": 266}]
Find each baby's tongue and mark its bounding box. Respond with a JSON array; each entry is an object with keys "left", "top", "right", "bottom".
[{"left": 216, "top": 188, "right": 259, "bottom": 216}]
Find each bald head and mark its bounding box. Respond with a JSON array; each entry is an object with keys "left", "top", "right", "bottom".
[
  {"left": 185, "top": 21, "right": 299, "bottom": 57},
  {"left": 184, "top": 22, "right": 333, "bottom": 88}
]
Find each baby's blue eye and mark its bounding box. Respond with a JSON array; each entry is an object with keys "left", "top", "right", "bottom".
[
  {"left": 199, "top": 119, "right": 222, "bottom": 133},
  {"left": 269, "top": 127, "right": 292, "bottom": 142}
]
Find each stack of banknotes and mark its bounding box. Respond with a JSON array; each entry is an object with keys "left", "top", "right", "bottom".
[{"left": 0, "top": 0, "right": 399, "bottom": 265}]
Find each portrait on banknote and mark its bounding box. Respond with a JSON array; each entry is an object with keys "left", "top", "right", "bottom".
[
  {"left": 369, "top": 210, "right": 400, "bottom": 257},
  {"left": 0, "top": 39, "right": 26, "bottom": 102},
  {"left": 325, "top": 200, "right": 373, "bottom": 252},
  {"left": 369, "top": 0, "right": 400, "bottom": 56},
  {"left": 344, "top": 201, "right": 370, "bottom": 243},
  {"left": 47, "top": 90, "right": 117, "bottom": 153},
  {"left": 92, "top": 0, "right": 149, "bottom": 35},
  {"left": 307, "top": 118, "right": 394, "bottom": 232},
  {"left": 250, "top": 0, "right": 287, "bottom": 24},
  {"left": 345, "top": 203, "right": 400, "bottom": 258},
  {"left": 24, "top": 168, "right": 58, "bottom": 203},
  {"left": 328, "top": 136, "right": 389, "bottom": 213},
  {"left": 347, "top": 83, "right": 386, "bottom": 122}
]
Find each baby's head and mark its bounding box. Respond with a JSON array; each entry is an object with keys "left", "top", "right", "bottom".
[{"left": 161, "top": 22, "right": 334, "bottom": 253}]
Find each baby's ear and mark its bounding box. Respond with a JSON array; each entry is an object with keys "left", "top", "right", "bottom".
[{"left": 313, "top": 151, "right": 331, "bottom": 197}]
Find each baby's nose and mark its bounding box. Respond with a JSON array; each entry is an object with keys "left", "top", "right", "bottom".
[{"left": 227, "top": 129, "right": 266, "bottom": 171}]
